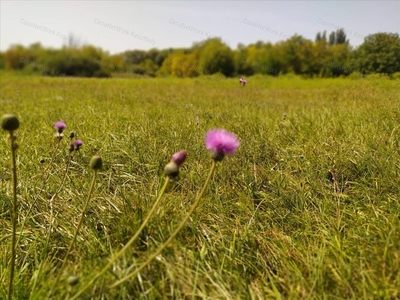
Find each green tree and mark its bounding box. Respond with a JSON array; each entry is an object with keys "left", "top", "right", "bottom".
[
  {"left": 198, "top": 38, "right": 235, "bottom": 76},
  {"left": 351, "top": 33, "right": 400, "bottom": 75},
  {"left": 335, "top": 28, "right": 348, "bottom": 44},
  {"left": 282, "top": 35, "right": 305, "bottom": 74},
  {"left": 234, "top": 43, "right": 254, "bottom": 76}
]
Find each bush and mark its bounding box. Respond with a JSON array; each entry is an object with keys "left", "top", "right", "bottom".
[
  {"left": 347, "top": 71, "right": 364, "bottom": 80},
  {"left": 391, "top": 72, "right": 400, "bottom": 79}
]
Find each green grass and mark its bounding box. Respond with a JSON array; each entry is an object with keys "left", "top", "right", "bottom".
[{"left": 1, "top": 72, "right": 399, "bottom": 299}]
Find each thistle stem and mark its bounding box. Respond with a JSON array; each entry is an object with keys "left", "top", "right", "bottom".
[
  {"left": 30, "top": 154, "right": 74, "bottom": 295},
  {"left": 50, "top": 169, "right": 97, "bottom": 296},
  {"left": 71, "top": 176, "right": 170, "bottom": 299},
  {"left": 107, "top": 160, "right": 216, "bottom": 291},
  {"left": 8, "top": 131, "right": 18, "bottom": 300},
  {"left": 43, "top": 137, "right": 62, "bottom": 182}
]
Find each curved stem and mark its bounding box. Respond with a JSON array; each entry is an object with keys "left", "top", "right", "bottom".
[
  {"left": 30, "top": 154, "right": 74, "bottom": 297},
  {"left": 16, "top": 138, "right": 64, "bottom": 249},
  {"left": 70, "top": 176, "right": 170, "bottom": 300},
  {"left": 50, "top": 169, "right": 97, "bottom": 296},
  {"left": 108, "top": 160, "right": 216, "bottom": 290},
  {"left": 43, "top": 137, "right": 62, "bottom": 182},
  {"left": 8, "top": 131, "right": 18, "bottom": 300}
]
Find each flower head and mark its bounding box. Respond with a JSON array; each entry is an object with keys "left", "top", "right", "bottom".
[
  {"left": 171, "top": 150, "right": 187, "bottom": 167},
  {"left": 90, "top": 154, "right": 103, "bottom": 170},
  {"left": 205, "top": 129, "right": 240, "bottom": 161},
  {"left": 54, "top": 121, "right": 67, "bottom": 133},
  {"left": 69, "top": 139, "right": 83, "bottom": 152},
  {"left": 74, "top": 139, "right": 83, "bottom": 150},
  {"left": 164, "top": 162, "right": 179, "bottom": 179},
  {"left": 1, "top": 114, "right": 19, "bottom": 131}
]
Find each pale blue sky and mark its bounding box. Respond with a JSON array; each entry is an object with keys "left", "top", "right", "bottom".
[{"left": 1, "top": 1, "right": 399, "bottom": 54}]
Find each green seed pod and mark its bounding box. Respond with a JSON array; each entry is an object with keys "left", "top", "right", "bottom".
[
  {"left": 67, "top": 275, "right": 79, "bottom": 286},
  {"left": 1, "top": 114, "right": 19, "bottom": 131},
  {"left": 90, "top": 154, "right": 103, "bottom": 170},
  {"left": 164, "top": 161, "right": 179, "bottom": 178}
]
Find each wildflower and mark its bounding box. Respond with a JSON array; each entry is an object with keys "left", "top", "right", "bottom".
[
  {"left": 69, "top": 139, "right": 83, "bottom": 152},
  {"left": 171, "top": 150, "right": 187, "bottom": 167},
  {"left": 1, "top": 114, "right": 19, "bottom": 131},
  {"left": 165, "top": 150, "right": 187, "bottom": 180},
  {"left": 67, "top": 276, "right": 79, "bottom": 286},
  {"left": 205, "top": 129, "right": 240, "bottom": 161},
  {"left": 164, "top": 162, "right": 179, "bottom": 178},
  {"left": 54, "top": 121, "right": 66, "bottom": 134},
  {"left": 74, "top": 139, "right": 83, "bottom": 150},
  {"left": 239, "top": 78, "right": 246, "bottom": 86},
  {"left": 90, "top": 154, "right": 103, "bottom": 170}
]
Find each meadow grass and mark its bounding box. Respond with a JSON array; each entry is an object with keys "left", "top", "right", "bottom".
[{"left": 0, "top": 72, "right": 399, "bottom": 299}]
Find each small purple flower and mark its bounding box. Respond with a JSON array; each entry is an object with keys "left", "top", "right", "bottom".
[
  {"left": 54, "top": 121, "right": 67, "bottom": 133},
  {"left": 74, "top": 139, "right": 83, "bottom": 150},
  {"left": 171, "top": 150, "right": 187, "bottom": 166},
  {"left": 205, "top": 129, "right": 240, "bottom": 161},
  {"left": 69, "top": 139, "right": 83, "bottom": 152}
]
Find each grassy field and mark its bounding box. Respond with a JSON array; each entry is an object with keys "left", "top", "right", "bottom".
[{"left": 1, "top": 73, "right": 399, "bottom": 299}]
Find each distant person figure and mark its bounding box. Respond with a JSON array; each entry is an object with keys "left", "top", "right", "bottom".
[{"left": 239, "top": 77, "right": 247, "bottom": 86}]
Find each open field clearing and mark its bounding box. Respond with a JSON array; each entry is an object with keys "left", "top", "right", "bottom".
[{"left": 1, "top": 74, "right": 399, "bottom": 299}]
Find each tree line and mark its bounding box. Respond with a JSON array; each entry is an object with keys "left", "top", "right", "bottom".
[{"left": 1, "top": 30, "right": 399, "bottom": 79}]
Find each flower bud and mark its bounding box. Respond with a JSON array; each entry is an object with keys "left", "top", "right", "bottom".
[
  {"left": 74, "top": 139, "right": 83, "bottom": 151},
  {"left": 90, "top": 154, "right": 103, "bottom": 170},
  {"left": 1, "top": 114, "right": 19, "bottom": 131},
  {"left": 164, "top": 161, "right": 179, "bottom": 178},
  {"left": 67, "top": 275, "right": 79, "bottom": 286},
  {"left": 69, "top": 131, "right": 75, "bottom": 139},
  {"left": 171, "top": 150, "right": 187, "bottom": 166}
]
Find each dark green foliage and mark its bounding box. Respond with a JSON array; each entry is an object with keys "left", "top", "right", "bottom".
[
  {"left": 350, "top": 33, "right": 400, "bottom": 75},
  {"left": 198, "top": 38, "right": 235, "bottom": 76},
  {"left": 1, "top": 31, "right": 399, "bottom": 78}
]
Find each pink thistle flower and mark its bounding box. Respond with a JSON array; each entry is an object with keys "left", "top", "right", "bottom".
[
  {"left": 54, "top": 121, "right": 67, "bottom": 133},
  {"left": 69, "top": 139, "right": 83, "bottom": 152},
  {"left": 74, "top": 139, "right": 83, "bottom": 150},
  {"left": 172, "top": 150, "right": 187, "bottom": 167},
  {"left": 205, "top": 129, "right": 240, "bottom": 161}
]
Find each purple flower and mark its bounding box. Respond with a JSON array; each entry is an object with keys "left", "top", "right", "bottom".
[
  {"left": 54, "top": 121, "right": 67, "bottom": 133},
  {"left": 171, "top": 150, "right": 187, "bottom": 166},
  {"left": 74, "top": 139, "right": 83, "bottom": 150},
  {"left": 69, "top": 139, "right": 83, "bottom": 152},
  {"left": 205, "top": 129, "right": 240, "bottom": 161}
]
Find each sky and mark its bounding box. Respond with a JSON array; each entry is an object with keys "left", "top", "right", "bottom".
[{"left": 1, "top": 1, "right": 399, "bottom": 54}]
